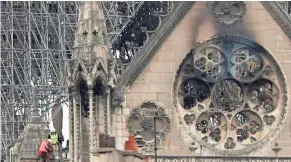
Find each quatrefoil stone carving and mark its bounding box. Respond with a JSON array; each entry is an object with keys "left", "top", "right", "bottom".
[{"left": 212, "top": 2, "right": 246, "bottom": 27}]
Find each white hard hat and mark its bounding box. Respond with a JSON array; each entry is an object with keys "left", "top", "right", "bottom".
[{"left": 51, "top": 128, "right": 56, "bottom": 132}]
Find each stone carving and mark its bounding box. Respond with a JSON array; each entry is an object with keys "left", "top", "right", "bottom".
[
  {"left": 212, "top": 2, "right": 246, "bottom": 27},
  {"left": 189, "top": 142, "right": 198, "bottom": 152},
  {"left": 212, "top": 79, "right": 244, "bottom": 112},
  {"left": 196, "top": 112, "right": 227, "bottom": 144},
  {"left": 112, "top": 89, "right": 126, "bottom": 107},
  {"left": 173, "top": 36, "right": 287, "bottom": 155},
  {"left": 248, "top": 79, "right": 279, "bottom": 113},
  {"left": 230, "top": 48, "right": 263, "bottom": 82},
  {"left": 263, "top": 115, "right": 276, "bottom": 126},
  {"left": 184, "top": 114, "right": 196, "bottom": 125},
  {"left": 127, "top": 102, "right": 170, "bottom": 152},
  {"left": 263, "top": 66, "right": 273, "bottom": 78},
  {"left": 225, "top": 137, "right": 236, "bottom": 149},
  {"left": 178, "top": 78, "right": 210, "bottom": 109},
  {"left": 193, "top": 47, "right": 227, "bottom": 81}
]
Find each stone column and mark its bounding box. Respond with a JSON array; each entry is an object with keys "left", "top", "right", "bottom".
[
  {"left": 106, "top": 89, "right": 111, "bottom": 135},
  {"left": 73, "top": 96, "right": 79, "bottom": 162},
  {"left": 115, "top": 107, "right": 123, "bottom": 150},
  {"left": 89, "top": 89, "right": 94, "bottom": 151},
  {"left": 69, "top": 88, "right": 75, "bottom": 162},
  {"left": 97, "top": 95, "right": 106, "bottom": 134}
]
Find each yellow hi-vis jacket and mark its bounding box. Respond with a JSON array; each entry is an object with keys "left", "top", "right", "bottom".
[{"left": 50, "top": 133, "right": 58, "bottom": 145}]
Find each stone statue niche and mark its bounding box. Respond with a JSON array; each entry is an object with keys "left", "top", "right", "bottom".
[
  {"left": 76, "top": 78, "right": 90, "bottom": 118},
  {"left": 92, "top": 78, "right": 107, "bottom": 134}
]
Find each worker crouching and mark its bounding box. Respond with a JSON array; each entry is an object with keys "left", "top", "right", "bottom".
[{"left": 38, "top": 139, "right": 53, "bottom": 162}]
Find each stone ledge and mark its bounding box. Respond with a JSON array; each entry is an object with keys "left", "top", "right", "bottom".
[
  {"left": 148, "top": 155, "right": 291, "bottom": 159},
  {"left": 122, "top": 150, "right": 144, "bottom": 159},
  {"left": 92, "top": 148, "right": 144, "bottom": 159}
]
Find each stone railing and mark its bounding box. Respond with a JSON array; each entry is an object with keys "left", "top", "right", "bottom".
[
  {"left": 146, "top": 156, "right": 291, "bottom": 162},
  {"left": 61, "top": 148, "right": 291, "bottom": 162}
]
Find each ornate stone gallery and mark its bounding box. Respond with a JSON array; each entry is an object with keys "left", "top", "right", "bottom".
[
  {"left": 212, "top": 2, "right": 246, "bottom": 27},
  {"left": 127, "top": 102, "right": 171, "bottom": 152},
  {"left": 173, "top": 36, "right": 287, "bottom": 155}
]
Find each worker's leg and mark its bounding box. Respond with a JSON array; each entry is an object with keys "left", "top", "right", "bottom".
[
  {"left": 41, "top": 151, "right": 47, "bottom": 162},
  {"left": 52, "top": 144, "right": 59, "bottom": 159},
  {"left": 55, "top": 144, "right": 60, "bottom": 158}
]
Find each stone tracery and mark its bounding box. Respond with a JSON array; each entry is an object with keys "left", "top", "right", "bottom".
[
  {"left": 173, "top": 36, "right": 287, "bottom": 155},
  {"left": 212, "top": 2, "right": 246, "bottom": 27},
  {"left": 127, "top": 102, "right": 170, "bottom": 153}
]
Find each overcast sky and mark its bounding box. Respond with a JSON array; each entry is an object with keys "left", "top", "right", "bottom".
[{"left": 49, "top": 104, "right": 69, "bottom": 148}]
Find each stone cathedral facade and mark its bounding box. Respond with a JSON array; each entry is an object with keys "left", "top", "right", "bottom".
[{"left": 67, "top": 1, "right": 291, "bottom": 161}]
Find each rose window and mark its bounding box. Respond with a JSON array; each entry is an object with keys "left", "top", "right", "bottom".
[
  {"left": 127, "top": 102, "right": 170, "bottom": 152},
  {"left": 173, "top": 36, "right": 287, "bottom": 155}
]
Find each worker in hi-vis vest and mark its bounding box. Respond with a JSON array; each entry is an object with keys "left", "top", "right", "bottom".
[{"left": 48, "top": 128, "right": 63, "bottom": 159}]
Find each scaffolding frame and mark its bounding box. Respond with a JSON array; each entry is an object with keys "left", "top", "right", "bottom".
[
  {"left": 0, "top": 1, "right": 81, "bottom": 160},
  {"left": 0, "top": 1, "right": 142, "bottom": 160}
]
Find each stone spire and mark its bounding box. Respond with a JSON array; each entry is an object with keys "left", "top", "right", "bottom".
[
  {"left": 68, "top": 2, "right": 112, "bottom": 162},
  {"left": 72, "top": 1, "right": 109, "bottom": 75},
  {"left": 8, "top": 86, "right": 50, "bottom": 162}
]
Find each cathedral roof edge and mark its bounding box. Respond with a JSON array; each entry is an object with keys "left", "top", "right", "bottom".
[
  {"left": 113, "top": 1, "right": 195, "bottom": 92},
  {"left": 262, "top": 2, "right": 291, "bottom": 41}
]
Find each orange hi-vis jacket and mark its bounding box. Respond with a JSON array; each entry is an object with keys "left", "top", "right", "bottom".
[
  {"left": 39, "top": 141, "right": 49, "bottom": 152},
  {"left": 37, "top": 140, "right": 51, "bottom": 159}
]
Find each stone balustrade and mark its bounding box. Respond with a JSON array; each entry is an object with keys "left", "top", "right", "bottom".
[
  {"left": 146, "top": 156, "right": 291, "bottom": 162},
  {"left": 61, "top": 147, "right": 291, "bottom": 162}
]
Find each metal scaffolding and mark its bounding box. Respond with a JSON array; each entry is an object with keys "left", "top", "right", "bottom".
[
  {"left": 0, "top": 1, "right": 143, "bottom": 160},
  {"left": 0, "top": 1, "right": 80, "bottom": 160},
  {"left": 1, "top": 0, "right": 290, "bottom": 161}
]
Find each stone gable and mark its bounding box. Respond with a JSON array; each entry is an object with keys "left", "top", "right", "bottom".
[{"left": 122, "top": 1, "right": 291, "bottom": 157}]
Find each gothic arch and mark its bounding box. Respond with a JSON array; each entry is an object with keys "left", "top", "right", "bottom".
[
  {"left": 92, "top": 76, "right": 106, "bottom": 96},
  {"left": 73, "top": 73, "right": 88, "bottom": 91},
  {"left": 92, "top": 59, "right": 108, "bottom": 77},
  {"left": 73, "top": 62, "right": 88, "bottom": 82},
  {"left": 172, "top": 36, "right": 288, "bottom": 156}
]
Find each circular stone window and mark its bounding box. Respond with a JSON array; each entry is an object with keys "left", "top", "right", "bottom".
[{"left": 173, "top": 36, "right": 287, "bottom": 155}]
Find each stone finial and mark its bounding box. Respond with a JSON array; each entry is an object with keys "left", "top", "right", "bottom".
[
  {"left": 31, "top": 86, "right": 39, "bottom": 117},
  {"left": 72, "top": 1, "right": 110, "bottom": 79},
  {"left": 74, "top": 1, "right": 108, "bottom": 54},
  {"left": 8, "top": 86, "right": 50, "bottom": 161}
]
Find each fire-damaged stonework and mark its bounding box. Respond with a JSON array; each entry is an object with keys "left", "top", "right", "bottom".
[
  {"left": 123, "top": 1, "right": 291, "bottom": 157},
  {"left": 4, "top": 1, "right": 291, "bottom": 162},
  {"left": 173, "top": 36, "right": 287, "bottom": 155}
]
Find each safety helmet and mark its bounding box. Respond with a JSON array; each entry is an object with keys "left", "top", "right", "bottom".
[{"left": 50, "top": 128, "right": 56, "bottom": 132}]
